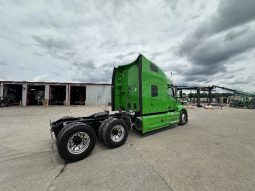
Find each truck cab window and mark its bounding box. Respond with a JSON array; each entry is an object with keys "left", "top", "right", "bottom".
[
  {"left": 151, "top": 85, "right": 158, "bottom": 97},
  {"left": 168, "top": 88, "right": 174, "bottom": 97}
]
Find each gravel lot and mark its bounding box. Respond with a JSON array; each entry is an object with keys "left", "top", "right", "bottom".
[{"left": 0, "top": 106, "right": 255, "bottom": 191}]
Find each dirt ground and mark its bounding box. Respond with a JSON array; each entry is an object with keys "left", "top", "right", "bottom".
[{"left": 0, "top": 106, "right": 255, "bottom": 191}]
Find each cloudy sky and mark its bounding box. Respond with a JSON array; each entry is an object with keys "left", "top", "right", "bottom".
[{"left": 0, "top": 0, "right": 255, "bottom": 92}]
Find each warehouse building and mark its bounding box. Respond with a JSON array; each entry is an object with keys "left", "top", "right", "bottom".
[{"left": 0, "top": 81, "right": 111, "bottom": 106}]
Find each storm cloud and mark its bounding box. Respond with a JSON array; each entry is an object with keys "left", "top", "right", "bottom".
[
  {"left": 71, "top": 60, "right": 113, "bottom": 82},
  {"left": 178, "top": 0, "right": 255, "bottom": 89},
  {"left": 0, "top": 61, "right": 7, "bottom": 66},
  {"left": 0, "top": 0, "right": 255, "bottom": 91}
]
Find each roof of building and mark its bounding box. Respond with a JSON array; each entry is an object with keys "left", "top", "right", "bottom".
[{"left": 0, "top": 81, "right": 111, "bottom": 86}]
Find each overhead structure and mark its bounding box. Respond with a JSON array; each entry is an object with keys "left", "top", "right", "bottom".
[
  {"left": 176, "top": 85, "right": 255, "bottom": 108},
  {"left": 212, "top": 85, "right": 255, "bottom": 97},
  {"left": 175, "top": 86, "right": 214, "bottom": 107},
  {"left": 212, "top": 86, "right": 255, "bottom": 109}
]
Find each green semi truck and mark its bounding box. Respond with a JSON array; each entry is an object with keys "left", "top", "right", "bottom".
[{"left": 50, "top": 54, "right": 188, "bottom": 162}]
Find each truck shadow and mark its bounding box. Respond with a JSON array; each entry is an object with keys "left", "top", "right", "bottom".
[
  {"left": 95, "top": 124, "right": 179, "bottom": 150},
  {"left": 52, "top": 124, "right": 180, "bottom": 164}
]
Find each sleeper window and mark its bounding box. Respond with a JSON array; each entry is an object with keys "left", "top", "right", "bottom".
[{"left": 151, "top": 85, "right": 158, "bottom": 97}]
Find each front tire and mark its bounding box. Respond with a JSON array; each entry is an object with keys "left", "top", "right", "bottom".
[
  {"left": 179, "top": 110, "right": 187, "bottom": 126},
  {"left": 57, "top": 122, "right": 96, "bottom": 162}
]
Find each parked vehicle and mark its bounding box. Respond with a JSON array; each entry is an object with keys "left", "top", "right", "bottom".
[
  {"left": 0, "top": 97, "right": 8, "bottom": 107},
  {"left": 229, "top": 96, "right": 255, "bottom": 109},
  {"left": 50, "top": 54, "right": 188, "bottom": 162}
]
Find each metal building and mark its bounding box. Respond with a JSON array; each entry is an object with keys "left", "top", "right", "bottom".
[{"left": 0, "top": 81, "right": 111, "bottom": 106}]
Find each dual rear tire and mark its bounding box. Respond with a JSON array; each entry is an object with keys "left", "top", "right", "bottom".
[
  {"left": 57, "top": 122, "right": 96, "bottom": 162},
  {"left": 56, "top": 118, "right": 129, "bottom": 162},
  {"left": 99, "top": 118, "right": 129, "bottom": 148}
]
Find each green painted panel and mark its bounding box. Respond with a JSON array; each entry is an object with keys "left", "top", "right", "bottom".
[
  {"left": 113, "top": 60, "right": 139, "bottom": 111},
  {"left": 140, "top": 56, "right": 171, "bottom": 114},
  {"left": 112, "top": 54, "right": 187, "bottom": 133},
  {"left": 142, "top": 112, "right": 180, "bottom": 134},
  {"left": 142, "top": 113, "right": 166, "bottom": 134},
  {"left": 165, "top": 112, "right": 179, "bottom": 126}
]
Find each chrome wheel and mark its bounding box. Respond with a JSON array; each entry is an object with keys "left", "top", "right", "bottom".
[
  {"left": 67, "top": 132, "right": 90, "bottom": 154},
  {"left": 110, "top": 125, "right": 125, "bottom": 142},
  {"left": 181, "top": 113, "right": 186, "bottom": 123}
]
